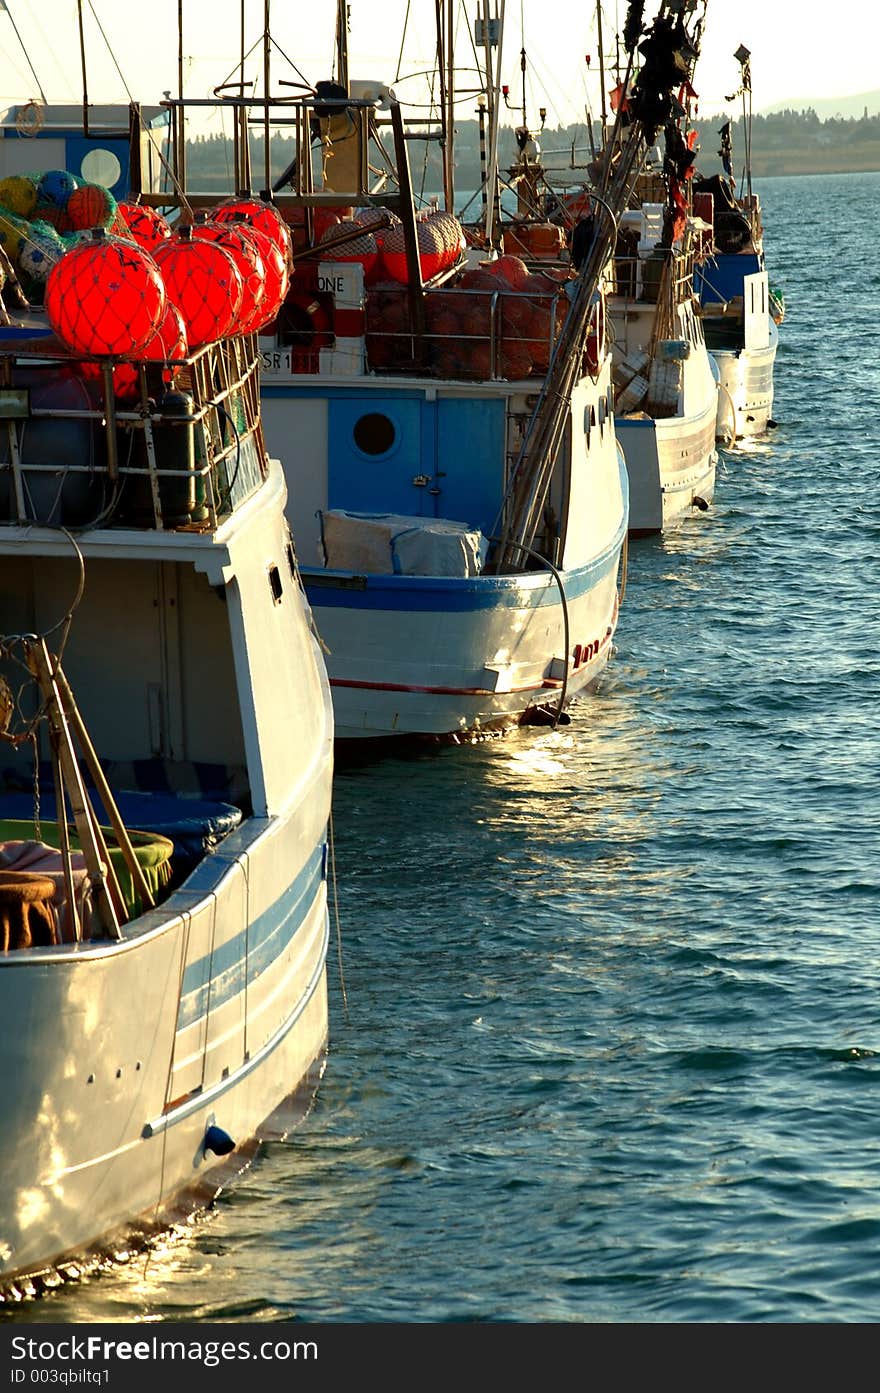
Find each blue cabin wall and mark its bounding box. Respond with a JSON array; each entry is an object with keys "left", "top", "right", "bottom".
[
  {"left": 0, "top": 110, "right": 168, "bottom": 199},
  {"left": 695, "top": 252, "right": 763, "bottom": 304}
]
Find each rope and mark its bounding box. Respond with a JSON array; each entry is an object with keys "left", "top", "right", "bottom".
[{"left": 486, "top": 535, "right": 570, "bottom": 728}]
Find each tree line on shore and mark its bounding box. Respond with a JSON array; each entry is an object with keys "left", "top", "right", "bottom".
[{"left": 181, "top": 106, "right": 880, "bottom": 192}]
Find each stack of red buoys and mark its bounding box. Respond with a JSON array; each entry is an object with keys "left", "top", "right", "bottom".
[
  {"left": 44, "top": 229, "right": 166, "bottom": 357},
  {"left": 364, "top": 282, "right": 414, "bottom": 372},
  {"left": 366, "top": 255, "right": 567, "bottom": 382},
  {"left": 153, "top": 226, "right": 243, "bottom": 348}
]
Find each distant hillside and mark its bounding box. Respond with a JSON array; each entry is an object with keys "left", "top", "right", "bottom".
[
  {"left": 759, "top": 90, "right": 880, "bottom": 119},
  {"left": 182, "top": 105, "right": 880, "bottom": 193},
  {"left": 692, "top": 107, "right": 880, "bottom": 177}
]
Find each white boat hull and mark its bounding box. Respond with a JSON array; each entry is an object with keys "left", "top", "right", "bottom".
[
  {"left": 610, "top": 290, "right": 719, "bottom": 536},
  {"left": 263, "top": 357, "right": 629, "bottom": 742},
  {"left": 305, "top": 544, "right": 623, "bottom": 739},
  {"left": 617, "top": 397, "right": 717, "bottom": 536},
  {"left": 0, "top": 459, "right": 335, "bottom": 1295},
  {"left": 711, "top": 319, "right": 778, "bottom": 439},
  {"left": 0, "top": 811, "right": 329, "bottom": 1287}
]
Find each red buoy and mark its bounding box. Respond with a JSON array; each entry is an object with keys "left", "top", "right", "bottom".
[
  {"left": 212, "top": 197, "right": 293, "bottom": 265},
  {"left": 153, "top": 227, "right": 243, "bottom": 347},
  {"left": 44, "top": 230, "right": 166, "bottom": 357},
  {"left": 232, "top": 223, "right": 289, "bottom": 332},
  {"left": 111, "top": 301, "right": 189, "bottom": 400},
  {"left": 193, "top": 220, "right": 265, "bottom": 334},
  {"left": 116, "top": 201, "right": 173, "bottom": 252}
]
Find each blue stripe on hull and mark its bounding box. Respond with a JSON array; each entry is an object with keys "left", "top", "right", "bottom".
[
  {"left": 302, "top": 529, "right": 626, "bottom": 615},
  {"left": 177, "top": 842, "right": 327, "bottom": 1029}
]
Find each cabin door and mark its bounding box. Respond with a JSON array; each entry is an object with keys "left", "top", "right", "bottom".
[
  {"left": 327, "top": 394, "right": 506, "bottom": 531},
  {"left": 327, "top": 396, "right": 433, "bottom": 516}
]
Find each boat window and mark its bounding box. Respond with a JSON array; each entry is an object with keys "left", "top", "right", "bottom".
[
  {"left": 583, "top": 406, "right": 591, "bottom": 443},
  {"left": 352, "top": 412, "right": 397, "bottom": 457},
  {"left": 80, "top": 148, "right": 122, "bottom": 190},
  {"left": 268, "top": 563, "right": 284, "bottom": 604}
]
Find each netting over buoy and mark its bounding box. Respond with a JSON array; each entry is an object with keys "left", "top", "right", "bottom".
[
  {"left": 192, "top": 221, "right": 265, "bottom": 333},
  {"left": 115, "top": 201, "right": 172, "bottom": 251},
  {"left": 0, "top": 175, "right": 37, "bottom": 218},
  {"left": 319, "top": 219, "right": 379, "bottom": 282},
  {"left": 110, "top": 301, "right": 189, "bottom": 400},
  {"left": 44, "top": 232, "right": 167, "bottom": 357},
  {"left": 380, "top": 220, "right": 445, "bottom": 284},
  {"left": 0, "top": 171, "right": 119, "bottom": 302},
  {"left": 354, "top": 206, "right": 402, "bottom": 251},
  {"left": 232, "top": 223, "right": 289, "bottom": 331},
  {"left": 153, "top": 229, "right": 244, "bottom": 347},
  {"left": 212, "top": 197, "right": 293, "bottom": 265},
  {"left": 18, "top": 224, "right": 65, "bottom": 289}
]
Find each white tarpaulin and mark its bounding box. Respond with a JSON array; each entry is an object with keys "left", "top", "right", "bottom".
[{"left": 319, "top": 510, "right": 487, "bottom": 577}]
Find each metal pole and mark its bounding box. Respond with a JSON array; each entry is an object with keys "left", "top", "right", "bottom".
[
  {"left": 177, "top": 0, "right": 187, "bottom": 194},
  {"left": 76, "top": 0, "right": 90, "bottom": 136},
  {"left": 596, "top": 0, "right": 608, "bottom": 146},
  {"left": 263, "top": 0, "right": 271, "bottom": 197}
]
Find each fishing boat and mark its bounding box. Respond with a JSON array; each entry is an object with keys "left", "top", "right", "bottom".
[
  {"left": 121, "top": 1, "right": 639, "bottom": 746},
  {"left": 476, "top": 2, "right": 720, "bottom": 537},
  {"left": 0, "top": 159, "right": 334, "bottom": 1296},
  {"left": 693, "top": 47, "right": 783, "bottom": 441},
  {"left": 585, "top": 3, "right": 720, "bottom": 535},
  {"left": 605, "top": 190, "right": 721, "bottom": 535}
]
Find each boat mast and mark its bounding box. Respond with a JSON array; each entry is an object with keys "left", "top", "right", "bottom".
[
  {"left": 479, "top": 0, "right": 505, "bottom": 247},
  {"left": 734, "top": 42, "right": 753, "bottom": 201},
  {"left": 447, "top": 0, "right": 456, "bottom": 212},
  {"left": 262, "top": 1, "right": 271, "bottom": 196},
  {"left": 596, "top": 0, "right": 608, "bottom": 146},
  {"left": 435, "top": 0, "right": 455, "bottom": 212},
  {"left": 177, "top": 0, "right": 187, "bottom": 196},
  {"left": 76, "top": 0, "right": 90, "bottom": 136},
  {"left": 336, "top": 0, "right": 350, "bottom": 91}
]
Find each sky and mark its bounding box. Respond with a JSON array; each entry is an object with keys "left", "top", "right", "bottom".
[{"left": 0, "top": 0, "right": 876, "bottom": 129}]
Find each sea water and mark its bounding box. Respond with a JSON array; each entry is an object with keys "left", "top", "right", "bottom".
[{"left": 5, "top": 172, "right": 880, "bottom": 1326}]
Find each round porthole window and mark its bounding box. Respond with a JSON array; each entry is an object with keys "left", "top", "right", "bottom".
[
  {"left": 80, "top": 148, "right": 122, "bottom": 190},
  {"left": 353, "top": 412, "right": 396, "bottom": 457}
]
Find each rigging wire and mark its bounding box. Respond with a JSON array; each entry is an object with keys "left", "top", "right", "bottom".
[{"left": 0, "top": 0, "right": 47, "bottom": 102}]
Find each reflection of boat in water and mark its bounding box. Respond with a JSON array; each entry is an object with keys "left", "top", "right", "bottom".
[
  {"left": 693, "top": 48, "right": 783, "bottom": 442},
  {"left": 0, "top": 146, "right": 334, "bottom": 1296}
]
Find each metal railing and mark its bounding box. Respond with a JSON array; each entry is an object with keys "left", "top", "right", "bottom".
[{"left": 0, "top": 335, "right": 266, "bottom": 532}]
